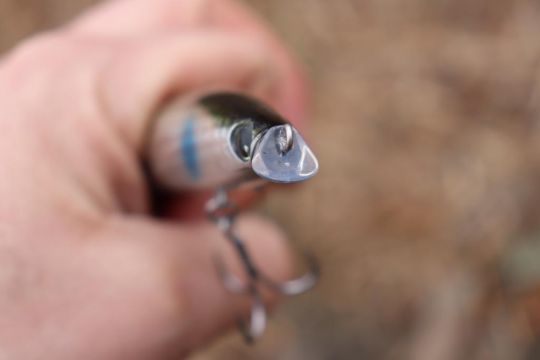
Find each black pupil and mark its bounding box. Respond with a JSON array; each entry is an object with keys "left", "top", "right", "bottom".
[{"left": 232, "top": 124, "right": 253, "bottom": 161}]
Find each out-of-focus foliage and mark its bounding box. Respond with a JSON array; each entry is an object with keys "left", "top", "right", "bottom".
[{"left": 3, "top": 0, "right": 540, "bottom": 359}]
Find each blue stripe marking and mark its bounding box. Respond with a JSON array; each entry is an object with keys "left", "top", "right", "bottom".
[{"left": 180, "top": 116, "right": 200, "bottom": 180}]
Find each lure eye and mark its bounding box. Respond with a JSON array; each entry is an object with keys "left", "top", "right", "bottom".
[{"left": 230, "top": 122, "right": 254, "bottom": 161}]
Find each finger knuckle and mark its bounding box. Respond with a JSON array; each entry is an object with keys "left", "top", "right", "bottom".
[
  {"left": 0, "top": 32, "right": 72, "bottom": 88},
  {"left": 8, "top": 32, "right": 69, "bottom": 67}
]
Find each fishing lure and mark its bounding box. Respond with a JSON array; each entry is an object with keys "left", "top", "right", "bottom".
[{"left": 146, "top": 91, "right": 319, "bottom": 342}]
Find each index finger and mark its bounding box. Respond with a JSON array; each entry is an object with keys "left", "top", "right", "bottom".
[{"left": 69, "top": 0, "right": 308, "bottom": 125}]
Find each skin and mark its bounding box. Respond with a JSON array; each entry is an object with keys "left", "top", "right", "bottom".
[{"left": 0, "top": 0, "right": 308, "bottom": 358}]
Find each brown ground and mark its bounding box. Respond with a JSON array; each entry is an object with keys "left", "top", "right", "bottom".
[{"left": 3, "top": 0, "right": 540, "bottom": 359}]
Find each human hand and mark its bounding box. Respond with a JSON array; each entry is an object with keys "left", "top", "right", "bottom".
[{"left": 0, "top": 0, "right": 307, "bottom": 358}]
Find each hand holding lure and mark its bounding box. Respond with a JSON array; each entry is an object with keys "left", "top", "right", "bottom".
[{"left": 146, "top": 92, "right": 319, "bottom": 343}]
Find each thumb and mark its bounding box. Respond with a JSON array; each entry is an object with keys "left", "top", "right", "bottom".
[{"left": 91, "top": 213, "right": 292, "bottom": 355}]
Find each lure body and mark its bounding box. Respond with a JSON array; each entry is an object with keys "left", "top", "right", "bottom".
[{"left": 147, "top": 92, "right": 318, "bottom": 190}]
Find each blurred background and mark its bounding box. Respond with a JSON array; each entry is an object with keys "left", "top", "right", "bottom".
[{"left": 4, "top": 0, "right": 540, "bottom": 359}]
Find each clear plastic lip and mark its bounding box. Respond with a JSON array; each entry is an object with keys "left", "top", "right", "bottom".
[{"left": 250, "top": 125, "right": 319, "bottom": 183}]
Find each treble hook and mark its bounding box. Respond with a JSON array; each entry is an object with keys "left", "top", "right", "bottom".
[{"left": 206, "top": 187, "right": 320, "bottom": 343}]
